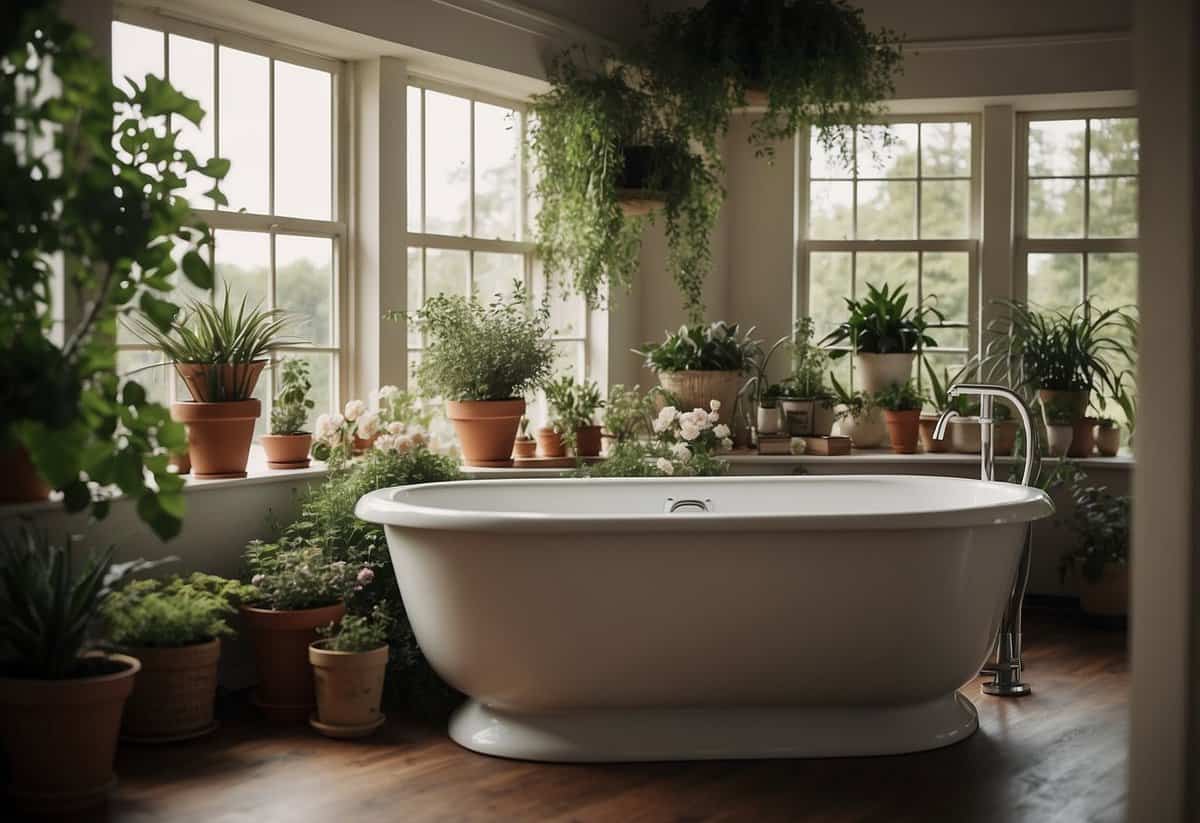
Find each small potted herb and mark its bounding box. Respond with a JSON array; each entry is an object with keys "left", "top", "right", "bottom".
[
  {"left": 821, "top": 283, "right": 942, "bottom": 394},
  {"left": 103, "top": 573, "right": 256, "bottom": 741},
  {"left": 308, "top": 604, "right": 393, "bottom": 738},
  {"left": 399, "top": 284, "right": 553, "bottom": 467},
  {"left": 513, "top": 417, "right": 537, "bottom": 459},
  {"left": 0, "top": 530, "right": 158, "bottom": 813},
  {"left": 240, "top": 542, "right": 359, "bottom": 722},
  {"left": 130, "top": 294, "right": 297, "bottom": 478},
  {"left": 1043, "top": 398, "right": 1076, "bottom": 457},
  {"left": 543, "top": 376, "right": 605, "bottom": 457},
  {"left": 874, "top": 380, "right": 925, "bottom": 454},
  {"left": 601, "top": 385, "right": 654, "bottom": 453},
  {"left": 920, "top": 357, "right": 961, "bottom": 453},
  {"left": 1059, "top": 472, "right": 1130, "bottom": 618},
  {"left": 778, "top": 317, "right": 832, "bottom": 435},
  {"left": 636, "top": 321, "right": 757, "bottom": 418},
  {"left": 828, "top": 373, "right": 884, "bottom": 448},
  {"left": 1095, "top": 417, "right": 1120, "bottom": 457},
  {"left": 740, "top": 330, "right": 790, "bottom": 435},
  {"left": 262, "top": 358, "right": 315, "bottom": 469}
]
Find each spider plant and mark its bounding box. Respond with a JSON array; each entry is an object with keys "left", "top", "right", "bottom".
[
  {"left": 820, "top": 282, "right": 943, "bottom": 356},
  {"left": 922, "top": 356, "right": 978, "bottom": 414},
  {"left": 741, "top": 332, "right": 791, "bottom": 407},
  {"left": 828, "top": 370, "right": 874, "bottom": 421}
]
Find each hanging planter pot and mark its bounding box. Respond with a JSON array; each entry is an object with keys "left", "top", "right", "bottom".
[{"left": 616, "top": 145, "right": 669, "bottom": 216}]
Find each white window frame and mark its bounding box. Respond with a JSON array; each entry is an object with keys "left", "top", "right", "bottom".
[
  {"left": 794, "top": 114, "right": 983, "bottom": 385},
  {"left": 112, "top": 6, "right": 350, "bottom": 416},
  {"left": 1014, "top": 107, "right": 1139, "bottom": 304}
]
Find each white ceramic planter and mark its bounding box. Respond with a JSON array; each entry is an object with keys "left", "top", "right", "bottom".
[
  {"left": 812, "top": 400, "right": 838, "bottom": 437},
  {"left": 1045, "top": 423, "right": 1074, "bottom": 457},
  {"left": 948, "top": 417, "right": 982, "bottom": 454},
  {"left": 832, "top": 406, "right": 886, "bottom": 448},
  {"left": 856, "top": 353, "right": 916, "bottom": 394},
  {"left": 756, "top": 405, "right": 781, "bottom": 435}
]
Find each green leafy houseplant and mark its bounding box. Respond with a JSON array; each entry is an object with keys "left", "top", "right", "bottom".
[
  {"left": 783, "top": 317, "right": 830, "bottom": 398},
  {"left": 1, "top": 3, "right": 228, "bottom": 537},
  {"left": 636, "top": 321, "right": 758, "bottom": 373},
  {"left": 828, "top": 371, "right": 874, "bottom": 421},
  {"left": 633, "top": 0, "right": 904, "bottom": 162},
  {"left": 243, "top": 543, "right": 357, "bottom": 612},
  {"left": 530, "top": 52, "right": 722, "bottom": 321},
  {"left": 318, "top": 604, "right": 393, "bottom": 653},
  {"left": 544, "top": 376, "right": 604, "bottom": 439},
  {"left": 742, "top": 332, "right": 791, "bottom": 406},
  {"left": 602, "top": 385, "right": 656, "bottom": 443},
  {"left": 821, "top": 282, "right": 943, "bottom": 356},
  {"left": 874, "top": 380, "right": 924, "bottom": 412},
  {"left": 103, "top": 573, "right": 256, "bottom": 649},
  {"left": 1060, "top": 471, "right": 1130, "bottom": 585},
  {"left": 270, "top": 358, "right": 315, "bottom": 436}
]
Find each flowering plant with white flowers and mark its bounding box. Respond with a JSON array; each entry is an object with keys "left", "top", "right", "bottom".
[
  {"left": 311, "top": 385, "right": 454, "bottom": 462},
  {"left": 586, "top": 398, "right": 730, "bottom": 478},
  {"left": 243, "top": 542, "right": 362, "bottom": 611}
]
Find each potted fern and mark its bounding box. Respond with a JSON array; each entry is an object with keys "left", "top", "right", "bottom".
[
  {"left": 262, "top": 358, "right": 315, "bottom": 469},
  {"left": 403, "top": 284, "right": 554, "bottom": 467},
  {"left": 309, "top": 605, "right": 393, "bottom": 739},
  {"left": 0, "top": 530, "right": 158, "bottom": 813},
  {"left": 875, "top": 380, "right": 924, "bottom": 454},
  {"left": 636, "top": 321, "right": 757, "bottom": 418},
  {"left": 131, "top": 294, "right": 296, "bottom": 478},
  {"left": 1060, "top": 472, "right": 1131, "bottom": 618},
  {"left": 103, "top": 573, "right": 255, "bottom": 741}
]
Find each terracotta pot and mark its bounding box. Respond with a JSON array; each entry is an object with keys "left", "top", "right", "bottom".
[
  {"left": 655, "top": 370, "right": 743, "bottom": 422},
  {"left": 120, "top": 639, "right": 221, "bottom": 741},
  {"left": 918, "top": 416, "right": 949, "bottom": 453},
  {"left": 994, "top": 420, "right": 1019, "bottom": 455},
  {"left": 949, "top": 417, "right": 982, "bottom": 454},
  {"left": 832, "top": 406, "right": 886, "bottom": 448},
  {"left": 352, "top": 434, "right": 378, "bottom": 455},
  {"left": 0, "top": 653, "right": 140, "bottom": 814},
  {"left": 169, "top": 447, "right": 191, "bottom": 475},
  {"left": 535, "top": 427, "right": 567, "bottom": 458},
  {"left": 883, "top": 410, "right": 921, "bottom": 454},
  {"left": 446, "top": 399, "right": 525, "bottom": 467},
  {"left": 309, "top": 641, "right": 389, "bottom": 737},
  {"left": 575, "top": 425, "right": 603, "bottom": 458},
  {"left": 175, "top": 360, "right": 267, "bottom": 403},
  {"left": 855, "top": 352, "right": 916, "bottom": 394},
  {"left": 812, "top": 399, "right": 837, "bottom": 437},
  {"left": 1078, "top": 562, "right": 1129, "bottom": 618},
  {"left": 1037, "top": 388, "right": 1090, "bottom": 419},
  {"left": 756, "top": 405, "right": 781, "bottom": 435},
  {"left": 512, "top": 438, "right": 538, "bottom": 459},
  {"left": 171, "top": 399, "right": 261, "bottom": 479},
  {"left": 261, "top": 433, "right": 313, "bottom": 469},
  {"left": 778, "top": 397, "right": 815, "bottom": 435},
  {"left": 1045, "top": 423, "right": 1074, "bottom": 457},
  {"left": 1095, "top": 425, "right": 1121, "bottom": 457},
  {"left": 0, "top": 444, "right": 51, "bottom": 503},
  {"left": 241, "top": 603, "right": 345, "bottom": 723},
  {"left": 1069, "top": 417, "right": 1099, "bottom": 458}
]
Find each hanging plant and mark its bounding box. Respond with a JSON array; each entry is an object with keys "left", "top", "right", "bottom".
[
  {"left": 633, "top": 0, "right": 903, "bottom": 162},
  {"left": 529, "top": 51, "right": 722, "bottom": 322}
]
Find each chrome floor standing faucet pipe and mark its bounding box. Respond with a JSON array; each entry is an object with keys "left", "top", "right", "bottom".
[{"left": 933, "top": 383, "right": 1035, "bottom": 697}]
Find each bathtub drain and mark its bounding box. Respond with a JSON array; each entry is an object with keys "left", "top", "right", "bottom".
[{"left": 666, "top": 498, "right": 711, "bottom": 513}]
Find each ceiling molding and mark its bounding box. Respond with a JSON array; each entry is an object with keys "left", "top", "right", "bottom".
[
  {"left": 431, "top": 0, "right": 615, "bottom": 49},
  {"left": 906, "top": 29, "right": 1130, "bottom": 53}
]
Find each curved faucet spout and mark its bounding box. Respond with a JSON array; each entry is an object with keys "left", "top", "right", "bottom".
[{"left": 932, "top": 409, "right": 959, "bottom": 441}]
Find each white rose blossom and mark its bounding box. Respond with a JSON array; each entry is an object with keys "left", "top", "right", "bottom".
[
  {"left": 671, "top": 442, "right": 692, "bottom": 463},
  {"left": 713, "top": 424, "right": 731, "bottom": 439},
  {"left": 655, "top": 457, "right": 675, "bottom": 475},
  {"left": 387, "top": 421, "right": 406, "bottom": 435},
  {"left": 679, "top": 422, "right": 701, "bottom": 442},
  {"left": 314, "top": 413, "right": 344, "bottom": 444},
  {"left": 375, "top": 385, "right": 400, "bottom": 403},
  {"left": 721, "top": 437, "right": 733, "bottom": 450},
  {"left": 343, "top": 399, "right": 366, "bottom": 422},
  {"left": 373, "top": 434, "right": 395, "bottom": 452},
  {"left": 356, "top": 411, "right": 382, "bottom": 440}
]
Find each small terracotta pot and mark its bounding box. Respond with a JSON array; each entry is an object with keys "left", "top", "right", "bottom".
[
  {"left": 512, "top": 438, "right": 538, "bottom": 459},
  {"left": 0, "top": 653, "right": 140, "bottom": 814},
  {"left": 574, "top": 425, "right": 603, "bottom": 458},
  {"left": 446, "top": 399, "right": 525, "bottom": 467},
  {"left": 0, "top": 444, "right": 51, "bottom": 503},
  {"left": 261, "top": 433, "right": 313, "bottom": 469},
  {"left": 1069, "top": 417, "right": 1098, "bottom": 458},
  {"left": 536, "top": 427, "right": 567, "bottom": 458},
  {"left": 171, "top": 399, "right": 261, "bottom": 479},
  {"left": 309, "top": 641, "right": 389, "bottom": 737},
  {"left": 1045, "top": 423, "right": 1074, "bottom": 457},
  {"left": 352, "top": 434, "right": 378, "bottom": 455},
  {"left": 883, "top": 410, "right": 921, "bottom": 454},
  {"left": 1037, "top": 388, "right": 1090, "bottom": 419},
  {"left": 120, "top": 638, "right": 221, "bottom": 741},
  {"left": 918, "top": 416, "right": 948, "bottom": 453},
  {"left": 1078, "top": 561, "right": 1129, "bottom": 618},
  {"left": 175, "top": 360, "right": 267, "bottom": 403},
  {"left": 241, "top": 603, "right": 345, "bottom": 723},
  {"left": 1095, "top": 425, "right": 1121, "bottom": 457},
  {"left": 169, "top": 447, "right": 191, "bottom": 475}
]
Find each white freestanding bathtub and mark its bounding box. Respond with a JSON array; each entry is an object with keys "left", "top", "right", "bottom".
[{"left": 356, "top": 475, "right": 1053, "bottom": 762}]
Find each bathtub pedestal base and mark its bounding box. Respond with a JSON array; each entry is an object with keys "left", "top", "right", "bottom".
[{"left": 449, "top": 692, "right": 979, "bottom": 762}]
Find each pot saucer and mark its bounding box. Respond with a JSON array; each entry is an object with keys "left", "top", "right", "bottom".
[
  {"left": 121, "top": 720, "right": 219, "bottom": 744},
  {"left": 309, "top": 713, "right": 385, "bottom": 739},
  {"left": 266, "top": 459, "right": 311, "bottom": 470}
]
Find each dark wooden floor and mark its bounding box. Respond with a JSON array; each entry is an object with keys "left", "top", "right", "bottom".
[{"left": 99, "top": 608, "right": 1126, "bottom": 823}]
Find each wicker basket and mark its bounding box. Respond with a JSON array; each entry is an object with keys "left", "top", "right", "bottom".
[
  {"left": 655, "top": 371, "right": 744, "bottom": 421},
  {"left": 121, "top": 639, "right": 221, "bottom": 741}
]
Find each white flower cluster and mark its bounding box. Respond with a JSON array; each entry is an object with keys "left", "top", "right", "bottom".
[
  {"left": 652, "top": 399, "right": 733, "bottom": 453},
  {"left": 312, "top": 384, "right": 453, "bottom": 458}
]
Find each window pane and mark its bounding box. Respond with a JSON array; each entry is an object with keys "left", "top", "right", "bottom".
[
  {"left": 425, "top": 248, "right": 468, "bottom": 298},
  {"left": 857, "top": 123, "right": 917, "bottom": 178},
  {"left": 117, "top": 349, "right": 170, "bottom": 408},
  {"left": 408, "top": 351, "right": 422, "bottom": 387},
  {"left": 1089, "top": 177, "right": 1138, "bottom": 238},
  {"left": 474, "top": 102, "right": 519, "bottom": 240},
  {"left": 1028, "top": 178, "right": 1084, "bottom": 238},
  {"left": 111, "top": 22, "right": 163, "bottom": 95},
  {"left": 274, "top": 61, "right": 332, "bottom": 220},
  {"left": 921, "top": 122, "right": 971, "bottom": 177},
  {"left": 1027, "top": 253, "right": 1081, "bottom": 312},
  {"left": 278, "top": 352, "right": 333, "bottom": 429},
  {"left": 920, "top": 179, "right": 970, "bottom": 239},
  {"left": 1028, "top": 120, "right": 1085, "bottom": 176},
  {"left": 473, "top": 252, "right": 522, "bottom": 302},
  {"left": 215, "top": 229, "right": 270, "bottom": 308},
  {"left": 535, "top": 273, "right": 585, "bottom": 339},
  {"left": 856, "top": 181, "right": 916, "bottom": 240},
  {"left": 1089, "top": 118, "right": 1138, "bottom": 175},
  {"left": 276, "top": 235, "right": 333, "bottom": 346},
  {"left": 424, "top": 91, "right": 470, "bottom": 235},
  {"left": 1088, "top": 253, "right": 1138, "bottom": 315},
  {"left": 857, "top": 253, "right": 919, "bottom": 307},
  {"left": 551, "top": 341, "right": 585, "bottom": 383},
  {"left": 930, "top": 326, "right": 969, "bottom": 350},
  {"left": 920, "top": 350, "right": 970, "bottom": 406},
  {"left": 808, "top": 181, "right": 853, "bottom": 240},
  {"left": 922, "top": 251, "right": 969, "bottom": 324},
  {"left": 808, "top": 252, "right": 852, "bottom": 340},
  {"left": 810, "top": 128, "right": 853, "bottom": 178},
  {"left": 407, "top": 87, "right": 422, "bottom": 231},
  {"left": 219, "top": 46, "right": 269, "bottom": 214},
  {"left": 406, "top": 247, "right": 422, "bottom": 348},
  {"left": 168, "top": 34, "right": 215, "bottom": 208}
]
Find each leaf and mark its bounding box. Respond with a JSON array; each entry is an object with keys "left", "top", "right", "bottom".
[
  {"left": 61, "top": 480, "right": 91, "bottom": 512},
  {"left": 139, "top": 75, "right": 205, "bottom": 125},
  {"left": 137, "top": 494, "right": 183, "bottom": 542},
  {"left": 113, "top": 449, "right": 145, "bottom": 496},
  {"left": 122, "top": 380, "right": 147, "bottom": 407},
  {"left": 201, "top": 157, "right": 232, "bottom": 180},
  {"left": 181, "top": 250, "right": 214, "bottom": 290}
]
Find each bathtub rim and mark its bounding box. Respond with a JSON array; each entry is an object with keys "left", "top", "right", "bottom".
[{"left": 355, "top": 474, "right": 1054, "bottom": 534}]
